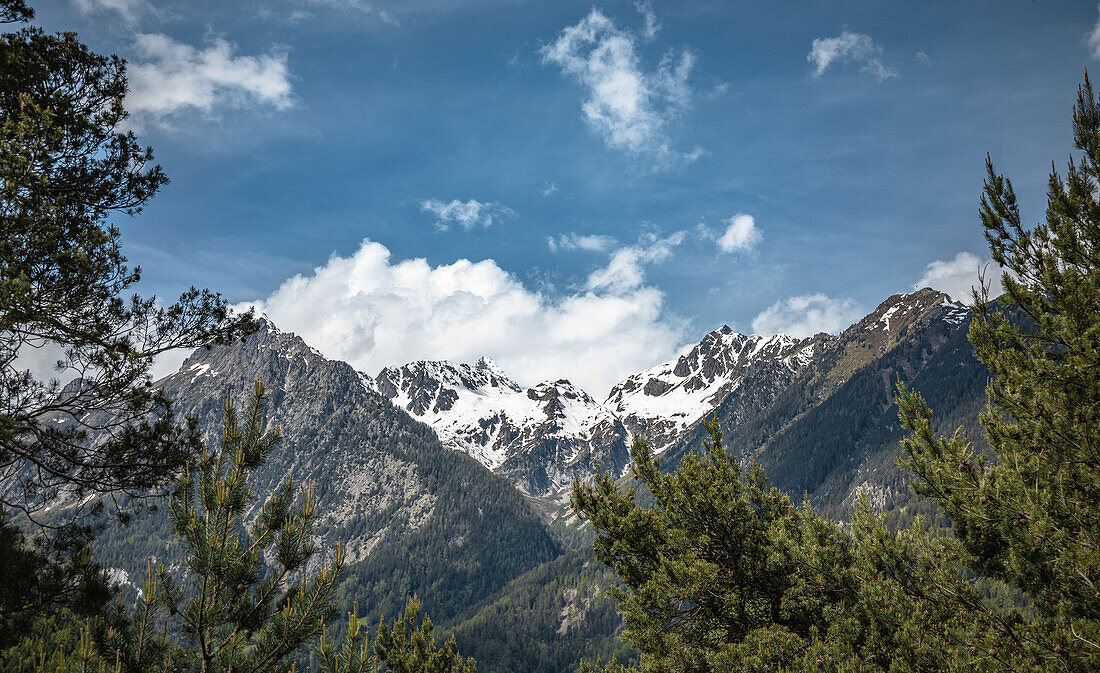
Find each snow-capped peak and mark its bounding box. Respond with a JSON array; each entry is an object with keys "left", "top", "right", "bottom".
[
  {"left": 844, "top": 288, "right": 963, "bottom": 349},
  {"left": 605, "top": 326, "right": 817, "bottom": 454},
  {"left": 376, "top": 359, "right": 629, "bottom": 484}
]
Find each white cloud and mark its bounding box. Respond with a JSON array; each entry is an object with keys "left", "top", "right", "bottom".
[
  {"left": 717, "top": 214, "right": 761, "bottom": 253},
  {"left": 547, "top": 233, "right": 618, "bottom": 253},
  {"left": 240, "top": 238, "right": 687, "bottom": 398},
  {"left": 916, "top": 49, "right": 931, "bottom": 65},
  {"left": 72, "top": 0, "right": 147, "bottom": 24},
  {"left": 540, "top": 9, "right": 702, "bottom": 168},
  {"left": 126, "top": 34, "right": 293, "bottom": 124},
  {"left": 808, "top": 31, "right": 897, "bottom": 82},
  {"left": 419, "top": 199, "right": 514, "bottom": 231},
  {"left": 751, "top": 294, "right": 866, "bottom": 338},
  {"left": 12, "top": 339, "right": 68, "bottom": 385},
  {"left": 585, "top": 231, "right": 684, "bottom": 294},
  {"left": 1089, "top": 4, "right": 1100, "bottom": 59},
  {"left": 635, "top": 1, "right": 659, "bottom": 39},
  {"left": 915, "top": 251, "right": 1002, "bottom": 302},
  {"left": 541, "top": 182, "right": 558, "bottom": 196}
]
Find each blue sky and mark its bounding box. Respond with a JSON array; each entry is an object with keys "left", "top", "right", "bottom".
[{"left": 29, "top": 0, "right": 1098, "bottom": 395}]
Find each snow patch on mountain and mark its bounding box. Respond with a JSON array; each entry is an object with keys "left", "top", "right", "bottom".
[
  {"left": 374, "top": 358, "right": 627, "bottom": 479},
  {"left": 942, "top": 300, "right": 970, "bottom": 325},
  {"left": 605, "top": 326, "right": 817, "bottom": 454}
]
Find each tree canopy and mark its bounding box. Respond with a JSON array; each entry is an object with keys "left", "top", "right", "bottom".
[
  {"left": 0, "top": 0, "right": 253, "bottom": 640},
  {"left": 894, "top": 71, "right": 1100, "bottom": 670}
]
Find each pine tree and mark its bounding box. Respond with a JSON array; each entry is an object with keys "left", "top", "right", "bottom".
[
  {"left": 895, "top": 72, "right": 1100, "bottom": 671},
  {"left": 93, "top": 381, "right": 344, "bottom": 673},
  {"left": 316, "top": 596, "right": 475, "bottom": 673},
  {"left": 0, "top": 0, "right": 254, "bottom": 636},
  {"left": 572, "top": 421, "right": 992, "bottom": 672}
]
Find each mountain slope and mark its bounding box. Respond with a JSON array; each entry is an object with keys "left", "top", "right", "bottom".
[
  {"left": 447, "top": 548, "right": 635, "bottom": 673},
  {"left": 374, "top": 359, "right": 631, "bottom": 504},
  {"left": 662, "top": 289, "right": 982, "bottom": 516},
  {"left": 91, "top": 320, "right": 560, "bottom": 623},
  {"left": 606, "top": 327, "right": 824, "bottom": 455}
]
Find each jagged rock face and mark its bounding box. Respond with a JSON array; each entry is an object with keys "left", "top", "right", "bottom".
[
  {"left": 368, "top": 289, "right": 969, "bottom": 510},
  {"left": 373, "top": 358, "right": 631, "bottom": 501},
  {"left": 605, "top": 327, "right": 820, "bottom": 454},
  {"left": 660, "top": 288, "right": 978, "bottom": 517},
  {"left": 807, "top": 288, "right": 969, "bottom": 396},
  {"left": 155, "top": 321, "right": 439, "bottom": 568},
  {"left": 102, "top": 320, "right": 560, "bottom": 624}
]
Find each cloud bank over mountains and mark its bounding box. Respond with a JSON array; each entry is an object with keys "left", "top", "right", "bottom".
[
  {"left": 240, "top": 238, "right": 689, "bottom": 397},
  {"left": 751, "top": 294, "right": 866, "bottom": 339},
  {"left": 914, "top": 251, "right": 1001, "bottom": 301}
]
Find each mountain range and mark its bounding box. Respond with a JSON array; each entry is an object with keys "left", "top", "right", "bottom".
[
  {"left": 75, "top": 286, "right": 987, "bottom": 673},
  {"left": 370, "top": 287, "right": 975, "bottom": 519}
]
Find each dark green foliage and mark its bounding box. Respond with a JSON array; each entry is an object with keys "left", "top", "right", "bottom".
[
  {"left": 0, "top": 609, "right": 101, "bottom": 672},
  {"left": 0, "top": 511, "right": 112, "bottom": 651},
  {"left": 572, "top": 421, "right": 989, "bottom": 672},
  {"left": 95, "top": 382, "right": 343, "bottom": 673},
  {"left": 0, "top": 0, "right": 29, "bottom": 23},
  {"left": 896, "top": 72, "right": 1100, "bottom": 671},
  {"left": 0, "top": 0, "right": 253, "bottom": 637},
  {"left": 340, "top": 418, "right": 561, "bottom": 625},
  {"left": 318, "top": 597, "right": 475, "bottom": 673},
  {"left": 447, "top": 548, "right": 634, "bottom": 673}
]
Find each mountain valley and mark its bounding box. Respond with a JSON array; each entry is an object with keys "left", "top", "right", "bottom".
[{"left": 77, "top": 287, "right": 988, "bottom": 673}]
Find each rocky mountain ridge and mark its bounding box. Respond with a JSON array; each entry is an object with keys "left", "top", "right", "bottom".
[
  {"left": 372, "top": 289, "right": 968, "bottom": 514},
  {"left": 46, "top": 287, "right": 984, "bottom": 673},
  {"left": 91, "top": 319, "right": 560, "bottom": 624},
  {"left": 606, "top": 329, "right": 824, "bottom": 455},
  {"left": 661, "top": 287, "right": 983, "bottom": 517},
  {"left": 369, "top": 358, "right": 631, "bottom": 505}
]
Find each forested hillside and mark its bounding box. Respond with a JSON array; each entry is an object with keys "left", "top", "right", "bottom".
[
  {"left": 91, "top": 321, "right": 560, "bottom": 626},
  {"left": 447, "top": 548, "right": 634, "bottom": 673},
  {"left": 665, "top": 289, "right": 985, "bottom": 518}
]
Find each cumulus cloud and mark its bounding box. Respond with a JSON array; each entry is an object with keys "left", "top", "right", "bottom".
[
  {"left": 717, "top": 214, "right": 761, "bottom": 253},
  {"left": 242, "top": 238, "right": 687, "bottom": 397},
  {"left": 751, "top": 294, "right": 866, "bottom": 338},
  {"left": 547, "top": 233, "right": 617, "bottom": 253},
  {"left": 540, "top": 9, "right": 702, "bottom": 168},
  {"left": 585, "top": 231, "right": 684, "bottom": 293},
  {"left": 808, "top": 31, "right": 897, "bottom": 82},
  {"left": 419, "top": 199, "right": 514, "bottom": 231},
  {"left": 541, "top": 182, "right": 558, "bottom": 196},
  {"left": 71, "top": 0, "right": 148, "bottom": 24},
  {"left": 126, "top": 34, "right": 293, "bottom": 124},
  {"left": 914, "top": 251, "right": 1002, "bottom": 302}
]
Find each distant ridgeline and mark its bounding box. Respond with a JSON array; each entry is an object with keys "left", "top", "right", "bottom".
[{"left": 81, "top": 288, "right": 986, "bottom": 673}]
